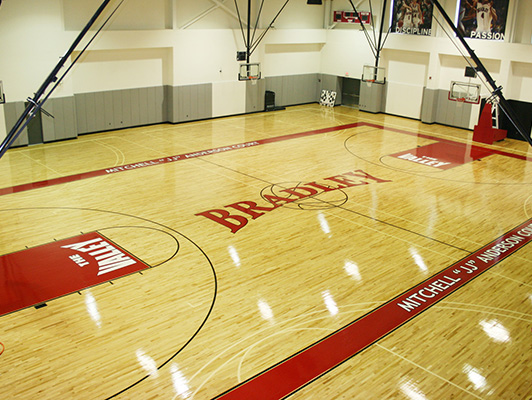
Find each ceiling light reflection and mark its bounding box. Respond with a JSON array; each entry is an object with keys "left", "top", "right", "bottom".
[
  {"left": 318, "top": 213, "right": 331, "bottom": 236},
  {"left": 344, "top": 260, "right": 362, "bottom": 281},
  {"left": 136, "top": 349, "right": 159, "bottom": 378},
  {"left": 322, "top": 290, "right": 338, "bottom": 316},
  {"left": 258, "top": 299, "right": 275, "bottom": 322},
  {"left": 84, "top": 290, "right": 101, "bottom": 328},
  {"left": 479, "top": 319, "right": 511, "bottom": 343},
  {"left": 399, "top": 378, "right": 428, "bottom": 400},
  {"left": 228, "top": 245, "right": 241, "bottom": 267},
  {"left": 463, "top": 364, "right": 489, "bottom": 391},
  {"left": 170, "top": 363, "right": 192, "bottom": 399},
  {"left": 409, "top": 247, "right": 428, "bottom": 273}
]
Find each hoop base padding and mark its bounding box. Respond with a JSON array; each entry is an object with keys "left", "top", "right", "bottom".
[{"left": 473, "top": 104, "right": 507, "bottom": 145}]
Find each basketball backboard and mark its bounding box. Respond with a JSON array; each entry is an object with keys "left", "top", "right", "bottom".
[
  {"left": 449, "top": 81, "right": 481, "bottom": 104},
  {"left": 238, "top": 63, "right": 261, "bottom": 81},
  {"left": 362, "top": 65, "right": 385, "bottom": 84}
]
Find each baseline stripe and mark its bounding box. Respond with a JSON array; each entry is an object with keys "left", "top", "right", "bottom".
[
  {"left": 0, "top": 123, "right": 361, "bottom": 196},
  {"left": 214, "top": 218, "right": 532, "bottom": 399},
  {"left": 1, "top": 121, "right": 529, "bottom": 196}
]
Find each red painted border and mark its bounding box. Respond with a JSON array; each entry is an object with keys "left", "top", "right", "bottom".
[
  {"left": 1, "top": 122, "right": 529, "bottom": 196},
  {"left": 214, "top": 218, "right": 532, "bottom": 399}
]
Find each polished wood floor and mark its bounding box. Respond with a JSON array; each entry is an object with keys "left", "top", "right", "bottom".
[{"left": 0, "top": 104, "right": 531, "bottom": 399}]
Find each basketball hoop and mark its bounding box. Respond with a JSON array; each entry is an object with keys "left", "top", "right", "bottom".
[
  {"left": 449, "top": 81, "right": 481, "bottom": 104},
  {"left": 362, "top": 65, "right": 386, "bottom": 85},
  {"left": 238, "top": 63, "right": 261, "bottom": 81}
]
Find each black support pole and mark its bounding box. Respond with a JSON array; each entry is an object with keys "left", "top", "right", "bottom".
[
  {"left": 0, "top": 0, "right": 115, "bottom": 159},
  {"left": 375, "top": 0, "right": 389, "bottom": 68},
  {"left": 247, "top": 0, "right": 251, "bottom": 63},
  {"left": 431, "top": 0, "right": 532, "bottom": 146}
]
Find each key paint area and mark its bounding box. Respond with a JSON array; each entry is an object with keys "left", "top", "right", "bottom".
[
  {"left": 390, "top": 141, "right": 498, "bottom": 170},
  {"left": 0, "top": 232, "right": 149, "bottom": 316}
]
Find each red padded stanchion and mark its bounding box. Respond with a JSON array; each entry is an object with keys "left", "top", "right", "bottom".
[{"left": 473, "top": 103, "right": 507, "bottom": 145}]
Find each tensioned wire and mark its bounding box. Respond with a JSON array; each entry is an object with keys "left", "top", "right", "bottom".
[{"left": 431, "top": 5, "right": 499, "bottom": 102}]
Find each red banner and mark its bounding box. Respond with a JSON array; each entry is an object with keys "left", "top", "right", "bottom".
[{"left": 333, "top": 11, "right": 371, "bottom": 24}]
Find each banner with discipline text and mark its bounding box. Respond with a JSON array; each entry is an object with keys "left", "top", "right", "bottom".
[
  {"left": 391, "top": 0, "right": 433, "bottom": 36},
  {"left": 457, "top": 0, "right": 509, "bottom": 40}
]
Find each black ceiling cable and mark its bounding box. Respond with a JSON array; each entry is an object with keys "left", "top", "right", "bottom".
[
  {"left": 0, "top": 0, "right": 124, "bottom": 159},
  {"left": 368, "top": 0, "right": 378, "bottom": 48},
  {"left": 251, "top": 0, "right": 266, "bottom": 46},
  {"left": 348, "top": 0, "right": 377, "bottom": 58},
  {"left": 40, "top": 0, "right": 126, "bottom": 117},
  {"left": 430, "top": 0, "right": 531, "bottom": 146},
  {"left": 233, "top": 0, "right": 247, "bottom": 48},
  {"left": 250, "top": 0, "right": 291, "bottom": 55}
]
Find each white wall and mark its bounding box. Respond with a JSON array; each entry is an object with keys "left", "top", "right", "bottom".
[
  {"left": 320, "top": 29, "right": 375, "bottom": 78},
  {"left": 172, "top": 30, "right": 242, "bottom": 85},
  {"left": 212, "top": 81, "right": 246, "bottom": 117},
  {"left": 1, "top": 0, "right": 532, "bottom": 137},
  {"left": 63, "top": 0, "right": 169, "bottom": 30},
  {"left": 0, "top": 0, "right": 74, "bottom": 101},
  {"left": 72, "top": 48, "right": 171, "bottom": 93},
  {"left": 509, "top": 62, "right": 532, "bottom": 103},
  {"left": 511, "top": 0, "right": 532, "bottom": 44},
  {"left": 382, "top": 49, "right": 429, "bottom": 119}
]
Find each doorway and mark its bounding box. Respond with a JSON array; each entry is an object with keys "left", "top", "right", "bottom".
[{"left": 342, "top": 77, "right": 361, "bottom": 108}]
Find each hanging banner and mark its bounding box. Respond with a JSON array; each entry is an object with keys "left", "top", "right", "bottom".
[
  {"left": 457, "top": 0, "right": 509, "bottom": 40},
  {"left": 391, "top": 0, "right": 434, "bottom": 36}
]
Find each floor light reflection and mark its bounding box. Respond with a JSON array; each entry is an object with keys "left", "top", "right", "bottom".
[
  {"left": 84, "top": 290, "right": 101, "bottom": 329},
  {"left": 228, "top": 245, "right": 241, "bottom": 267},
  {"left": 318, "top": 212, "right": 331, "bottom": 237},
  {"left": 258, "top": 299, "right": 275, "bottom": 322},
  {"left": 409, "top": 247, "right": 428, "bottom": 273},
  {"left": 479, "top": 319, "right": 511, "bottom": 343},
  {"left": 463, "top": 364, "right": 489, "bottom": 391},
  {"left": 399, "top": 378, "right": 428, "bottom": 400},
  {"left": 322, "top": 290, "right": 338, "bottom": 316},
  {"left": 170, "top": 363, "right": 191, "bottom": 399},
  {"left": 344, "top": 260, "right": 362, "bottom": 281},
  {"left": 136, "top": 349, "right": 159, "bottom": 378}
]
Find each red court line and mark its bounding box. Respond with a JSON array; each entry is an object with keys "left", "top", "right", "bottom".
[
  {"left": 214, "top": 218, "right": 532, "bottom": 399},
  {"left": 0, "top": 123, "right": 361, "bottom": 196},
  {"left": 0, "top": 121, "right": 529, "bottom": 196}
]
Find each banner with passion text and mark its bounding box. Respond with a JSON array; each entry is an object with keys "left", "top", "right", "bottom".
[{"left": 457, "top": 0, "right": 509, "bottom": 40}]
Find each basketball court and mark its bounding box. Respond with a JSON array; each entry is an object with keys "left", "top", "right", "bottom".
[{"left": 0, "top": 104, "right": 531, "bottom": 399}]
